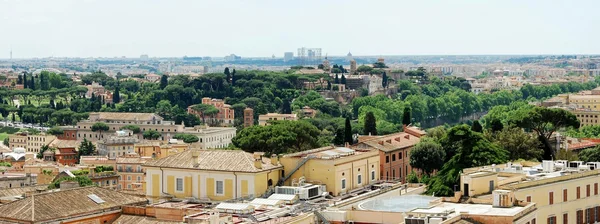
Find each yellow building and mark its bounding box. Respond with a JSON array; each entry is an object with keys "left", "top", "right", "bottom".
[
  {"left": 134, "top": 140, "right": 189, "bottom": 159},
  {"left": 279, "top": 146, "right": 380, "bottom": 197},
  {"left": 571, "top": 109, "right": 600, "bottom": 126},
  {"left": 144, "top": 149, "right": 282, "bottom": 202},
  {"left": 258, "top": 113, "right": 298, "bottom": 126},
  {"left": 8, "top": 132, "right": 56, "bottom": 153},
  {"left": 461, "top": 160, "right": 600, "bottom": 224}
]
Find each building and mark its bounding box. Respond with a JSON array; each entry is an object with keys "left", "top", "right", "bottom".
[
  {"left": 134, "top": 139, "right": 188, "bottom": 159},
  {"left": 79, "top": 156, "right": 116, "bottom": 169},
  {"left": 55, "top": 127, "right": 77, "bottom": 140},
  {"left": 144, "top": 149, "right": 283, "bottom": 201},
  {"left": 0, "top": 186, "right": 147, "bottom": 223},
  {"left": 284, "top": 52, "right": 294, "bottom": 62},
  {"left": 243, "top": 107, "right": 254, "bottom": 127},
  {"left": 258, "top": 113, "right": 298, "bottom": 126},
  {"left": 75, "top": 112, "right": 183, "bottom": 141},
  {"left": 188, "top": 97, "right": 235, "bottom": 126},
  {"left": 279, "top": 146, "right": 380, "bottom": 196},
  {"left": 146, "top": 73, "right": 161, "bottom": 82},
  {"left": 48, "top": 139, "right": 79, "bottom": 166},
  {"left": 354, "top": 126, "right": 425, "bottom": 182},
  {"left": 460, "top": 160, "right": 600, "bottom": 224},
  {"left": 8, "top": 132, "right": 56, "bottom": 153},
  {"left": 350, "top": 59, "right": 357, "bottom": 74},
  {"left": 1, "top": 148, "right": 34, "bottom": 169},
  {"left": 116, "top": 153, "right": 150, "bottom": 191},
  {"left": 182, "top": 125, "right": 236, "bottom": 149},
  {"left": 0, "top": 173, "right": 37, "bottom": 189},
  {"left": 85, "top": 81, "right": 106, "bottom": 98},
  {"left": 301, "top": 106, "right": 317, "bottom": 118},
  {"left": 97, "top": 130, "right": 139, "bottom": 159}
]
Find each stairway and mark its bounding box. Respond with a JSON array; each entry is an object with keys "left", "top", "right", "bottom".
[{"left": 277, "top": 155, "right": 315, "bottom": 186}]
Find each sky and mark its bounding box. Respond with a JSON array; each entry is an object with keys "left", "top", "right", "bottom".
[{"left": 0, "top": 0, "right": 598, "bottom": 58}]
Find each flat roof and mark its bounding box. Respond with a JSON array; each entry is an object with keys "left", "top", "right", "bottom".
[{"left": 412, "top": 203, "right": 526, "bottom": 216}]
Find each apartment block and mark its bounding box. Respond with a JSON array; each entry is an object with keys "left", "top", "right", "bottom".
[
  {"left": 258, "top": 113, "right": 298, "bottom": 126},
  {"left": 8, "top": 132, "right": 56, "bottom": 153},
  {"left": 116, "top": 153, "right": 150, "bottom": 191}
]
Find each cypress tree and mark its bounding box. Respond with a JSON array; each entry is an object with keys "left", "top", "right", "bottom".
[
  {"left": 23, "top": 73, "right": 27, "bottom": 88},
  {"left": 113, "top": 86, "right": 120, "bottom": 103},
  {"left": 341, "top": 74, "right": 346, "bottom": 85},
  {"left": 402, "top": 107, "right": 411, "bottom": 126},
  {"left": 334, "top": 74, "right": 339, "bottom": 84},
  {"left": 159, "top": 75, "right": 168, "bottom": 89},
  {"left": 29, "top": 75, "right": 35, "bottom": 90},
  {"left": 364, "top": 112, "right": 377, "bottom": 135},
  {"left": 344, "top": 117, "right": 353, "bottom": 144}
]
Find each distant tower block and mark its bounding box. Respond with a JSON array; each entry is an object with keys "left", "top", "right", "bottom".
[
  {"left": 378, "top": 57, "right": 385, "bottom": 63},
  {"left": 350, "top": 59, "right": 357, "bottom": 74},
  {"left": 323, "top": 56, "right": 331, "bottom": 71},
  {"left": 243, "top": 108, "right": 254, "bottom": 127}
]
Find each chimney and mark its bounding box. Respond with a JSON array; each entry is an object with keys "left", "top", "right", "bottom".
[
  {"left": 403, "top": 124, "right": 407, "bottom": 131},
  {"left": 404, "top": 135, "right": 410, "bottom": 140},
  {"left": 386, "top": 139, "right": 392, "bottom": 144},
  {"left": 271, "top": 154, "right": 279, "bottom": 166},
  {"left": 395, "top": 137, "right": 401, "bottom": 142},
  {"left": 191, "top": 150, "right": 200, "bottom": 167},
  {"left": 378, "top": 141, "right": 384, "bottom": 145},
  {"left": 254, "top": 152, "right": 265, "bottom": 169}
]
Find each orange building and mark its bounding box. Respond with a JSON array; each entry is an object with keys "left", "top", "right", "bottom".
[
  {"left": 116, "top": 153, "right": 150, "bottom": 191},
  {"left": 354, "top": 125, "right": 426, "bottom": 183},
  {"left": 188, "top": 97, "right": 235, "bottom": 126},
  {"left": 49, "top": 139, "right": 79, "bottom": 166},
  {"left": 55, "top": 127, "right": 78, "bottom": 140},
  {"left": 243, "top": 107, "right": 254, "bottom": 127}
]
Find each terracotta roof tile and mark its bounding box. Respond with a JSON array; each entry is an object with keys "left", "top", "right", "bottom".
[{"left": 144, "top": 149, "right": 281, "bottom": 173}]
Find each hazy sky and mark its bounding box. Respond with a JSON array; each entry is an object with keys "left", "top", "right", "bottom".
[{"left": 0, "top": 0, "right": 598, "bottom": 58}]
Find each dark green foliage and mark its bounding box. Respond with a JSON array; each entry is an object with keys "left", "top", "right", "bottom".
[
  {"left": 160, "top": 75, "right": 169, "bottom": 89},
  {"left": 341, "top": 74, "right": 346, "bottom": 85},
  {"left": 121, "top": 125, "right": 141, "bottom": 134},
  {"left": 48, "top": 176, "right": 95, "bottom": 189},
  {"left": 364, "top": 112, "right": 377, "bottom": 135},
  {"left": 578, "top": 146, "right": 600, "bottom": 162},
  {"left": 402, "top": 107, "right": 411, "bottom": 126},
  {"left": 282, "top": 100, "right": 291, "bottom": 114},
  {"left": 232, "top": 120, "right": 322, "bottom": 156},
  {"left": 77, "top": 138, "right": 96, "bottom": 161},
  {"left": 409, "top": 139, "right": 445, "bottom": 175},
  {"left": 143, "top": 130, "right": 161, "bottom": 140},
  {"left": 173, "top": 133, "right": 200, "bottom": 143},
  {"left": 490, "top": 119, "right": 504, "bottom": 132},
  {"left": 344, "top": 117, "right": 353, "bottom": 144},
  {"left": 46, "top": 127, "right": 64, "bottom": 135},
  {"left": 471, "top": 120, "right": 483, "bottom": 132}
]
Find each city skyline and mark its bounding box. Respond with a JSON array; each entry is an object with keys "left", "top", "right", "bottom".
[{"left": 0, "top": 0, "right": 598, "bottom": 58}]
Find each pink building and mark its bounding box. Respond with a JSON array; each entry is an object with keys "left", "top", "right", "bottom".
[{"left": 187, "top": 97, "right": 235, "bottom": 126}]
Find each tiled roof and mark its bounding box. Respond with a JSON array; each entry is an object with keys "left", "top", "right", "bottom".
[
  {"left": 359, "top": 132, "right": 421, "bottom": 152},
  {"left": 144, "top": 149, "right": 282, "bottom": 173},
  {"left": 0, "top": 187, "right": 147, "bottom": 222},
  {"left": 0, "top": 185, "right": 48, "bottom": 198},
  {"left": 49, "top": 139, "right": 80, "bottom": 149},
  {"left": 116, "top": 156, "right": 149, "bottom": 164},
  {"left": 113, "top": 215, "right": 181, "bottom": 224}
]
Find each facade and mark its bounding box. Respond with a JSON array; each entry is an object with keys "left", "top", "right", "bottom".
[
  {"left": 116, "top": 153, "right": 150, "bottom": 191},
  {"left": 354, "top": 126, "right": 425, "bottom": 182},
  {"left": 0, "top": 187, "right": 147, "bottom": 224},
  {"left": 0, "top": 173, "right": 37, "bottom": 189},
  {"left": 187, "top": 97, "right": 235, "bottom": 126},
  {"left": 79, "top": 156, "right": 116, "bottom": 169},
  {"left": 144, "top": 149, "right": 283, "bottom": 202},
  {"left": 243, "top": 107, "right": 254, "bottom": 127},
  {"left": 279, "top": 146, "right": 380, "bottom": 196},
  {"left": 75, "top": 112, "right": 184, "bottom": 142},
  {"left": 55, "top": 127, "right": 77, "bottom": 140},
  {"left": 48, "top": 139, "right": 79, "bottom": 166},
  {"left": 8, "top": 132, "right": 56, "bottom": 153},
  {"left": 258, "top": 113, "right": 298, "bottom": 126},
  {"left": 146, "top": 73, "right": 161, "bottom": 82},
  {"left": 182, "top": 125, "right": 236, "bottom": 149},
  {"left": 571, "top": 109, "right": 600, "bottom": 127},
  {"left": 97, "top": 130, "right": 139, "bottom": 159},
  {"left": 461, "top": 160, "right": 600, "bottom": 224}
]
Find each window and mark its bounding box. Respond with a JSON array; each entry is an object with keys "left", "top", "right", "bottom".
[
  {"left": 216, "top": 180, "right": 224, "bottom": 195},
  {"left": 526, "top": 196, "right": 531, "bottom": 202},
  {"left": 531, "top": 218, "right": 536, "bottom": 224},
  {"left": 392, "top": 154, "right": 396, "bottom": 161},
  {"left": 357, "top": 174, "right": 362, "bottom": 185},
  {"left": 176, "top": 178, "right": 183, "bottom": 192},
  {"left": 587, "top": 184, "right": 590, "bottom": 197},
  {"left": 595, "top": 183, "right": 598, "bottom": 195},
  {"left": 399, "top": 152, "right": 402, "bottom": 159},
  {"left": 549, "top": 192, "right": 554, "bottom": 205},
  {"left": 563, "top": 213, "right": 568, "bottom": 224},
  {"left": 586, "top": 208, "right": 592, "bottom": 224},
  {"left": 577, "top": 210, "right": 583, "bottom": 224},
  {"left": 385, "top": 156, "right": 389, "bottom": 163},
  {"left": 577, "top": 186, "right": 581, "bottom": 199},
  {"left": 341, "top": 179, "right": 346, "bottom": 190},
  {"left": 371, "top": 170, "right": 375, "bottom": 181},
  {"left": 564, "top": 189, "right": 568, "bottom": 202},
  {"left": 547, "top": 216, "right": 556, "bottom": 224}
]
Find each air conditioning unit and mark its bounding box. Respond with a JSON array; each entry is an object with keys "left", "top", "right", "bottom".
[{"left": 542, "top": 160, "right": 555, "bottom": 173}]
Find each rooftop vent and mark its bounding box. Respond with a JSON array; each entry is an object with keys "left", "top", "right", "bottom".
[{"left": 88, "top": 194, "right": 105, "bottom": 204}]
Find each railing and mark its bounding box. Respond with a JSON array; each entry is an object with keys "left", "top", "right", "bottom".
[
  {"left": 277, "top": 155, "right": 315, "bottom": 186},
  {"left": 313, "top": 211, "right": 330, "bottom": 224}
]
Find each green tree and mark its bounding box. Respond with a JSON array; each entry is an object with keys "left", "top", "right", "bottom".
[
  {"left": 91, "top": 122, "right": 109, "bottom": 138},
  {"left": 113, "top": 85, "right": 120, "bottom": 103},
  {"left": 364, "top": 111, "right": 377, "bottom": 135},
  {"left": 490, "top": 119, "right": 504, "bottom": 132},
  {"left": 357, "top": 65, "right": 373, "bottom": 74},
  {"left": 282, "top": 100, "right": 292, "bottom": 114},
  {"left": 409, "top": 139, "right": 445, "bottom": 176},
  {"left": 327, "top": 80, "right": 332, "bottom": 90},
  {"left": 77, "top": 138, "right": 96, "bottom": 161},
  {"left": 48, "top": 176, "right": 95, "bottom": 189},
  {"left": 37, "top": 145, "right": 54, "bottom": 159},
  {"left": 29, "top": 75, "right": 35, "bottom": 90},
  {"left": 334, "top": 74, "right": 339, "bottom": 84},
  {"left": 426, "top": 125, "right": 508, "bottom": 196},
  {"left": 341, "top": 74, "right": 346, "bottom": 85},
  {"left": 402, "top": 107, "right": 411, "bottom": 126},
  {"left": 486, "top": 127, "right": 542, "bottom": 161},
  {"left": 471, "top": 120, "right": 483, "bottom": 132},
  {"left": 578, "top": 146, "right": 600, "bottom": 162},
  {"left": 509, "top": 107, "right": 579, "bottom": 160},
  {"left": 173, "top": 133, "right": 200, "bottom": 143},
  {"left": 344, "top": 117, "right": 353, "bottom": 144},
  {"left": 143, "top": 130, "right": 161, "bottom": 140},
  {"left": 121, "top": 125, "right": 141, "bottom": 134},
  {"left": 191, "top": 104, "right": 218, "bottom": 124},
  {"left": 382, "top": 72, "right": 388, "bottom": 88},
  {"left": 46, "top": 127, "right": 64, "bottom": 136},
  {"left": 232, "top": 120, "right": 322, "bottom": 155},
  {"left": 224, "top": 67, "right": 231, "bottom": 83},
  {"left": 160, "top": 75, "right": 169, "bottom": 89}
]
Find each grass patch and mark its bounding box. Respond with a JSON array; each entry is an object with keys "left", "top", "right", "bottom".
[{"left": 0, "top": 133, "right": 8, "bottom": 141}]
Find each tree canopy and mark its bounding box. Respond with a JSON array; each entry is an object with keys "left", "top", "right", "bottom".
[{"left": 232, "top": 120, "right": 323, "bottom": 156}]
